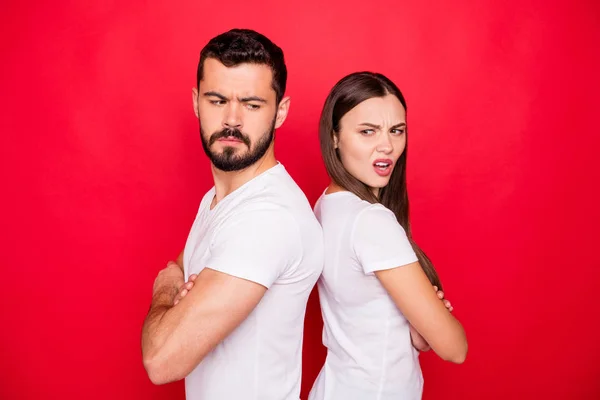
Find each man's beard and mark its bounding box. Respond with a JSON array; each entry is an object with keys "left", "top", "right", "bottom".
[{"left": 200, "top": 118, "right": 276, "bottom": 172}]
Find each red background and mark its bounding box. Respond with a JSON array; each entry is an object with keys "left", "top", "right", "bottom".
[{"left": 2, "top": 0, "right": 599, "bottom": 399}]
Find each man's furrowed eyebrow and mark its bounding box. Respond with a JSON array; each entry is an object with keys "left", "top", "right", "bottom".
[
  {"left": 239, "top": 96, "right": 267, "bottom": 103},
  {"left": 203, "top": 92, "right": 267, "bottom": 103},
  {"left": 203, "top": 91, "right": 228, "bottom": 100}
]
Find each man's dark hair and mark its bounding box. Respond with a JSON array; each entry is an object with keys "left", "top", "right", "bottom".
[{"left": 196, "top": 29, "right": 287, "bottom": 104}]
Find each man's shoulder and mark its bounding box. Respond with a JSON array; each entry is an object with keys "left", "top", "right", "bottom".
[
  {"left": 244, "top": 171, "right": 313, "bottom": 216},
  {"left": 261, "top": 165, "right": 307, "bottom": 200}
]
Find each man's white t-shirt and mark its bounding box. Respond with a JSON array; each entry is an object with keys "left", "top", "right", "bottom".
[
  {"left": 309, "top": 191, "right": 422, "bottom": 400},
  {"left": 182, "top": 163, "right": 323, "bottom": 400}
]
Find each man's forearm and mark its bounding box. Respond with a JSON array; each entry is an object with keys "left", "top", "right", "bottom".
[{"left": 142, "top": 286, "right": 179, "bottom": 360}]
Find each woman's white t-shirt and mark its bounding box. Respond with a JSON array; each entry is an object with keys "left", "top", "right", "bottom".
[{"left": 309, "top": 190, "right": 423, "bottom": 400}]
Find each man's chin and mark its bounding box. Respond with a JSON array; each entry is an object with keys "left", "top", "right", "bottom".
[
  {"left": 209, "top": 154, "right": 247, "bottom": 171},
  {"left": 213, "top": 149, "right": 249, "bottom": 160}
]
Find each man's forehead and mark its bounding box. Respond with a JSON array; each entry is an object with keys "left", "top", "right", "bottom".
[{"left": 201, "top": 59, "right": 274, "bottom": 97}]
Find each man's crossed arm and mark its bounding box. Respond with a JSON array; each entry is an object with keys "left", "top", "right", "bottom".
[{"left": 141, "top": 256, "right": 267, "bottom": 384}]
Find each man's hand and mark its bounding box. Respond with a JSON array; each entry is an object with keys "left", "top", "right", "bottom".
[
  {"left": 152, "top": 261, "right": 185, "bottom": 301},
  {"left": 174, "top": 274, "right": 198, "bottom": 306}
]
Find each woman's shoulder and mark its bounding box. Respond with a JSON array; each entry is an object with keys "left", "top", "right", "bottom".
[{"left": 318, "top": 190, "right": 395, "bottom": 224}]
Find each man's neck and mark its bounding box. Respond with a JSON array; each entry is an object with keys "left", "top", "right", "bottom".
[{"left": 211, "top": 150, "right": 277, "bottom": 206}]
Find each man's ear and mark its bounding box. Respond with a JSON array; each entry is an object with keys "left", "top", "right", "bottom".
[
  {"left": 192, "top": 87, "right": 199, "bottom": 119},
  {"left": 274, "top": 96, "right": 291, "bottom": 129}
]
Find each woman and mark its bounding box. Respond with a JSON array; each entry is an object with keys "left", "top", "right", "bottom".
[{"left": 308, "top": 72, "right": 467, "bottom": 400}]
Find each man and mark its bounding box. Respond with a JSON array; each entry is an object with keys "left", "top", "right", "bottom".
[{"left": 141, "top": 29, "right": 324, "bottom": 399}]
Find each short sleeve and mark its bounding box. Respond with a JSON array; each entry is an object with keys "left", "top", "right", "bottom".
[
  {"left": 351, "top": 205, "right": 418, "bottom": 274},
  {"left": 206, "top": 209, "right": 301, "bottom": 288}
]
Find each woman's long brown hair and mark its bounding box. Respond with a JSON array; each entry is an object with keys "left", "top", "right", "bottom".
[{"left": 319, "top": 71, "right": 442, "bottom": 290}]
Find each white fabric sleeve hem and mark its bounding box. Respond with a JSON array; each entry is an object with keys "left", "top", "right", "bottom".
[
  {"left": 362, "top": 254, "right": 419, "bottom": 274},
  {"left": 204, "top": 258, "right": 273, "bottom": 289}
]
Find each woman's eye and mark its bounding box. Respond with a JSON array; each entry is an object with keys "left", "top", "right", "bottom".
[{"left": 360, "top": 129, "right": 375, "bottom": 136}]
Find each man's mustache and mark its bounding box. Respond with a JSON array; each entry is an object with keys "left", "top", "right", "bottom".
[{"left": 209, "top": 128, "right": 251, "bottom": 147}]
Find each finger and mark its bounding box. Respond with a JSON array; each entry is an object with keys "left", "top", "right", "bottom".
[
  {"left": 433, "top": 286, "right": 438, "bottom": 292},
  {"left": 189, "top": 274, "right": 198, "bottom": 282},
  {"left": 179, "top": 280, "right": 194, "bottom": 291},
  {"left": 444, "top": 299, "right": 451, "bottom": 309},
  {"left": 179, "top": 288, "right": 188, "bottom": 298},
  {"left": 437, "top": 291, "right": 444, "bottom": 299},
  {"left": 449, "top": 306, "right": 454, "bottom": 312}
]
